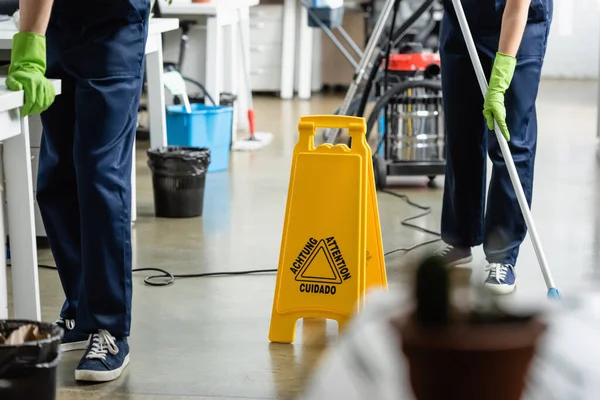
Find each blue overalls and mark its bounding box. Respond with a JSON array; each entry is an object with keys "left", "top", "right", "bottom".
[
  {"left": 37, "top": 0, "right": 150, "bottom": 337},
  {"left": 439, "top": 0, "right": 552, "bottom": 265}
]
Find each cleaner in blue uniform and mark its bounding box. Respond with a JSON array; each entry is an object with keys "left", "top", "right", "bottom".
[
  {"left": 436, "top": 0, "right": 553, "bottom": 294},
  {"left": 6, "top": 0, "right": 149, "bottom": 381}
]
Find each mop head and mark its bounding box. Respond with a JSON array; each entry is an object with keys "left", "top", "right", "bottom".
[
  {"left": 232, "top": 132, "right": 274, "bottom": 151},
  {"left": 547, "top": 287, "right": 561, "bottom": 301}
]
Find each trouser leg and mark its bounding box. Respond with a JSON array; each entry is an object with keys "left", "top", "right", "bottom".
[
  {"left": 62, "top": 3, "right": 149, "bottom": 337},
  {"left": 483, "top": 15, "right": 550, "bottom": 265},
  {"left": 439, "top": 18, "right": 493, "bottom": 248},
  {"left": 37, "top": 21, "right": 81, "bottom": 320},
  {"left": 483, "top": 58, "right": 545, "bottom": 265},
  {"left": 73, "top": 78, "right": 140, "bottom": 337}
]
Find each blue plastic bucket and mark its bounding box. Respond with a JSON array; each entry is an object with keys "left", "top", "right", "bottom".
[{"left": 166, "top": 104, "right": 233, "bottom": 172}]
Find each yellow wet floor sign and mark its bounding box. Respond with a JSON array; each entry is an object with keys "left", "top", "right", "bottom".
[{"left": 269, "top": 115, "right": 388, "bottom": 343}]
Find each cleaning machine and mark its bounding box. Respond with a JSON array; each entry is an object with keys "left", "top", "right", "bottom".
[
  {"left": 324, "top": 0, "right": 445, "bottom": 188},
  {"left": 369, "top": 45, "right": 444, "bottom": 189}
]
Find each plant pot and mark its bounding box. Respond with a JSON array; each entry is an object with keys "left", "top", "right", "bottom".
[{"left": 394, "top": 316, "right": 546, "bottom": 400}]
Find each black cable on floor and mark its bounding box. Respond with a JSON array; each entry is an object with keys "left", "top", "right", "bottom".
[
  {"left": 37, "top": 264, "right": 276, "bottom": 287},
  {"left": 379, "top": 189, "right": 441, "bottom": 256},
  {"left": 35, "top": 190, "right": 441, "bottom": 287}
]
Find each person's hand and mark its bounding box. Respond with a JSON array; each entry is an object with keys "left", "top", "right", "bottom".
[
  {"left": 6, "top": 32, "right": 55, "bottom": 117},
  {"left": 483, "top": 52, "right": 516, "bottom": 142}
]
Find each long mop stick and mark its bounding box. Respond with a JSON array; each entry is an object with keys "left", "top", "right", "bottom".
[
  {"left": 231, "top": 8, "right": 273, "bottom": 151},
  {"left": 450, "top": 0, "right": 560, "bottom": 300}
]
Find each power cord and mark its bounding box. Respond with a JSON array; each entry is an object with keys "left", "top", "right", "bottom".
[
  {"left": 379, "top": 189, "right": 441, "bottom": 256},
  {"left": 36, "top": 264, "right": 276, "bottom": 287},
  {"left": 34, "top": 190, "right": 441, "bottom": 287}
]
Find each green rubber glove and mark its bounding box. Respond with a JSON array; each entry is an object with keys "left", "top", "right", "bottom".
[
  {"left": 483, "top": 52, "right": 516, "bottom": 142},
  {"left": 6, "top": 32, "right": 56, "bottom": 117}
]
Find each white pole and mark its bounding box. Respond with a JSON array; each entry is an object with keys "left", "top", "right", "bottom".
[{"left": 450, "top": 0, "right": 557, "bottom": 291}]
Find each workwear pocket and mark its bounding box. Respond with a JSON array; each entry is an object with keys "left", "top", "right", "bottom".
[
  {"left": 74, "top": 0, "right": 148, "bottom": 78},
  {"left": 527, "top": 0, "right": 549, "bottom": 23},
  {"left": 439, "top": 16, "right": 467, "bottom": 56},
  {"left": 80, "top": 0, "right": 146, "bottom": 26},
  {"left": 76, "top": 26, "right": 147, "bottom": 78},
  {"left": 515, "top": 21, "right": 549, "bottom": 59}
]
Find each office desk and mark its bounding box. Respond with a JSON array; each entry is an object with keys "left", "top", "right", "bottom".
[
  {"left": 157, "top": 0, "right": 258, "bottom": 130},
  {"left": 0, "top": 17, "right": 180, "bottom": 223},
  {"left": 0, "top": 79, "right": 61, "bottom": 321}
]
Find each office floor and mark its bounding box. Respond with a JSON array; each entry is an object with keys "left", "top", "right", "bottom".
[{"left": 6, "top": 79, "right": 600, "bottom": 399}]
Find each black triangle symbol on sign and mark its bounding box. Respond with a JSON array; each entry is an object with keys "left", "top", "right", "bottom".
[{"left": 295, "top": 240, "right": 343, "bottom": 284}]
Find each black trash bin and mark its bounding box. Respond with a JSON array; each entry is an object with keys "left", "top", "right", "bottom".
[
  {"left": 0, "top": 320, "right": 63, "bottom": 400},
  {"left": 147, "top": 146, "right": 211, "bottom": 218}
]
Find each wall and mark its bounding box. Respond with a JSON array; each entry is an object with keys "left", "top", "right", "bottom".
[{"left": 543, "top": 0, "right": 600, "bottom": 79}]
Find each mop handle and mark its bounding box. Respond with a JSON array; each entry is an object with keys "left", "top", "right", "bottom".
[
  {"left": 182, "top": 94, "right": 192, "bottom": 114},
  {"left": 450, "top": 0, "right": 556, "bottom": 290}
]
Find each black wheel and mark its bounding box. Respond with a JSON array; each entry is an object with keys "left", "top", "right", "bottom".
[
  {"left": 373, "top": 156, "right": 387, "bottom": 190},
  {"left": 427, "top": 175, "right": 437, "bottom": 188}
]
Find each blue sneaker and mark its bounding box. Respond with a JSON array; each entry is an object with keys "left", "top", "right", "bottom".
[
  {"left": 435, "top": 244, "right": 473, "bottom": 267},
  {"left": 55, "top": 317, "right": 89, "bottom": 352},
  {"left": 484, "top": 263, "right": 516, "bottom": 295},
  {"left": 75, "top": 330, "right": 130, "bottom": 382}
]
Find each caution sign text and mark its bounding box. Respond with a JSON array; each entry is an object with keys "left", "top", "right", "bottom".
[{"left": 290, "top": 237, "right": 351, "bottom": 295}]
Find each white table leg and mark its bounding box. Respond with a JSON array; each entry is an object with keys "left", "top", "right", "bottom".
[
  {"left": 205, "top": 15, "right": 223, "bottom": 107},
  {"left": 146, "top": 36, "right": 168, "bottom": 149},
  {"left": 0, "top": 150, "right": 6, "bottom": 320},
  {"left": 223, "top": 17, "right": 239, "bottom": 142},
  {"left": 131, "top": 138, "right": 137, "bottom": 223},
  {"left": 311, "top": 30, "right": 322, "bottom": 92},
  {"left": 145, "top": 35, "right": 167, "bottom": 223},
  {"left": 280, "top": 0, "right": 297, "bottom": 99},
  {"left": 597, "top": 33, "right": 600, "bottom": 140},
  {"left": 222, "top": 19, "right": 238, "bottom": 99},
  {"left": 4, "top": 116, "right": 41, "bottom": 320},
  {"left": 236, "top": 7, "right": 251, "bottom": 133},
  {"left": 297, "top": 2, "right": 313, "bottom": 100}
]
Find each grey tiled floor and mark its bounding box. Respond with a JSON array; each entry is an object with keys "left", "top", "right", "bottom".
[{"left": 6, "top": 79, "right": 600, "bottom": 399}]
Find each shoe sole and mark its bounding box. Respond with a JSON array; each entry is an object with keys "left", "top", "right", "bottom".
[
  {"left": 60, "top": 341, "right": 88, "bottom": 352},
  {"left": 448, "top": 255, "right": 473, "bottom": 267},
  {"left": 75, "top": 354, "right": 130, "bottom": 382},
  {"left": 484, "top": 282, "right": 516, "bottom": 295}
]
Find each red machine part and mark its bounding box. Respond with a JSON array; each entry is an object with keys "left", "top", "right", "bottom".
[{"left": 385, "top": 53, "right": 441, "bottom": 72}]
